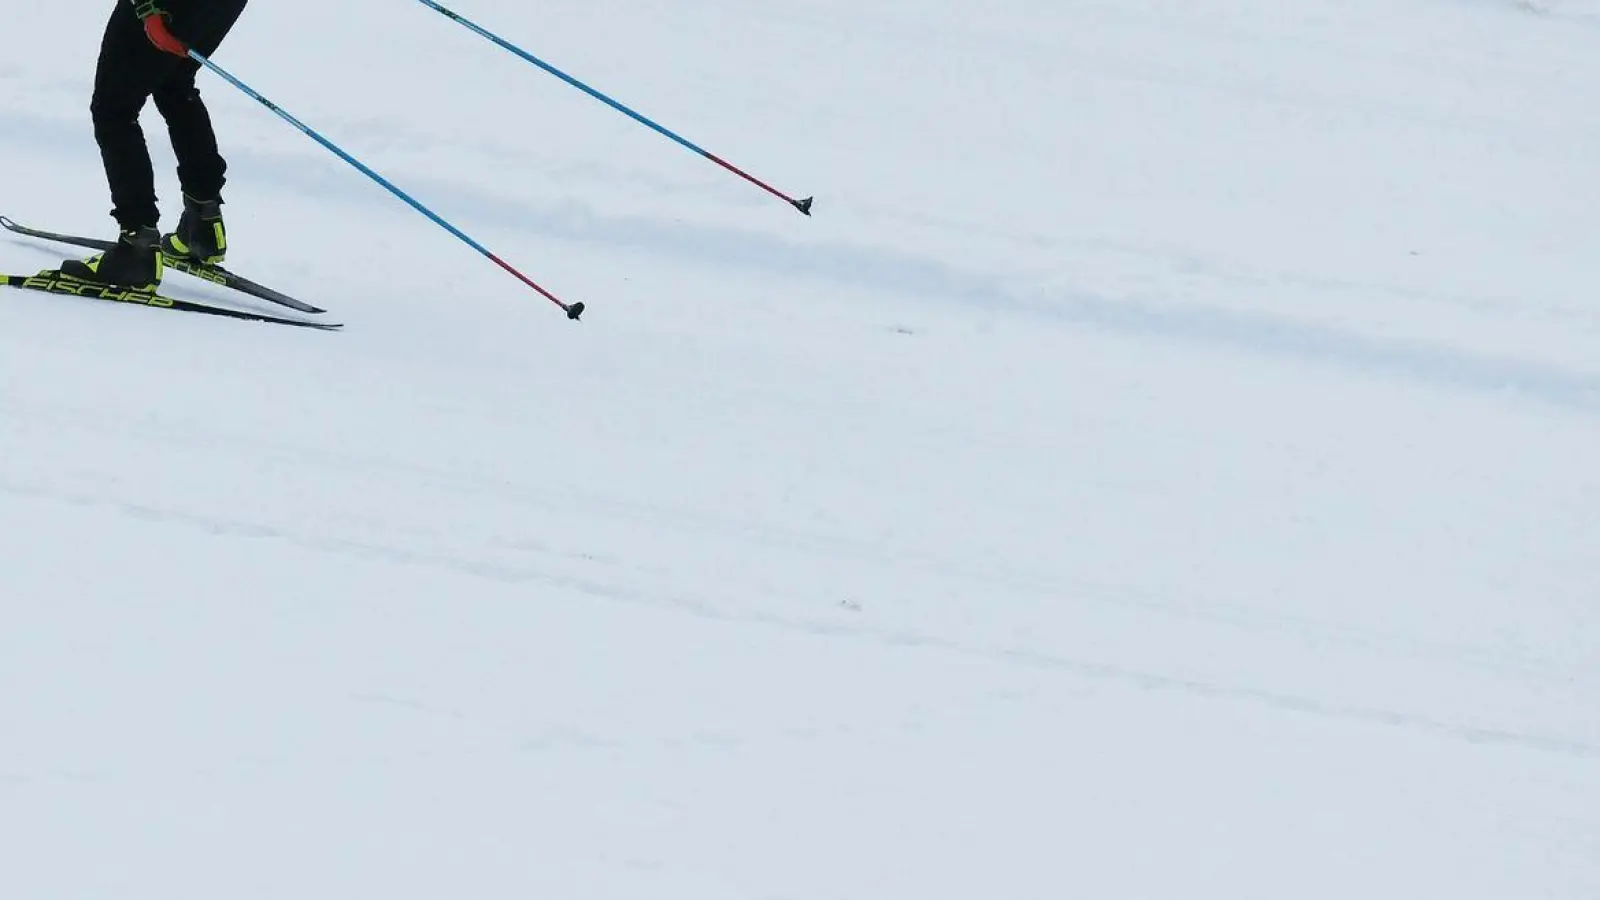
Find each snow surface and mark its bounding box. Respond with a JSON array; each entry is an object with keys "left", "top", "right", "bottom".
[{"left": 4, "top": 0, "right": 1600, "bottom": 896}]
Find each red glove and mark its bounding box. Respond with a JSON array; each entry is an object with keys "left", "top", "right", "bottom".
[
  {"left": 133, "top": 1, "right": 189, "bottom": 57},
  {"left": 144, "top": 14, "right": 188, "bottom": 56}
]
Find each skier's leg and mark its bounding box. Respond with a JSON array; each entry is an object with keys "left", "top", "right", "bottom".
[
  {"left": 152, "top": 62, "right": 228, "bottom": 263},
  {"left": 62, "top": 3, "right": 179, "bottom": 287},
  {"left": 153, "top": 62, "right": 225, "bottom": 201},
  {"left": 153, "top": 0, "right": 248, "bottom": 264},
  {"left": 91, "top": 1, "right": 177, "bottom": 231}
]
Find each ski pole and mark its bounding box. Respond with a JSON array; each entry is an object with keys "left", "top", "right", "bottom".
[
  {"left": 190, "top": 50, "right": 584, "bottom": 321},
  {"left": 411, "top": 0, "right": 814, "bottom": 217}
]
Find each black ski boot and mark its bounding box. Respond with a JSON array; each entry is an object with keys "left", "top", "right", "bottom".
[
  {"left": 60, "top": 226, "right": 163, "bottom": 290},
  {"left": 162, "top": 194, "right": 227, "bottom": 265}
]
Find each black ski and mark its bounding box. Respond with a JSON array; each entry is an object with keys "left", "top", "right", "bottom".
[
  {"left": 0, "top": 214, "right": 325, "bottom": 314},
  {"left": 2, "top": 270, "right": 342, "bottom": 331}
]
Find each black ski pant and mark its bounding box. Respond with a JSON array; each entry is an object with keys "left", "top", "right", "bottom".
[{"left": 92, "top": 0, "right": 248, "bottom": 230}]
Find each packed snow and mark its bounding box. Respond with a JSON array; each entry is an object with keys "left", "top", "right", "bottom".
[{"left": 3, "top": 0, "right": 1598, "bottom": 897}]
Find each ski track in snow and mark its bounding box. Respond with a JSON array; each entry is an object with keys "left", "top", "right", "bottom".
[
  {"left": 8, "top": 111, "right": 1600, "bottom": 413},
  {"left": 6, "top": 469, "right": 1600, "bottom": 762}
]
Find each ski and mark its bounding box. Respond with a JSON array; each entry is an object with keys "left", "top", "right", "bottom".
[
  {"left": 1, "top": 270, "right": 342, "bottom": 331},
  {"left": 0, "top": 214, "right": 325, "bottom": 314}
]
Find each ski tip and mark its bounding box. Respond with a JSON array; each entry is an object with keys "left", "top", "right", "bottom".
[
  {"left": 266, "top": 317, "right": 343, "bottom": 331},
  {"left": 794, "top": 197, "right": 814, "bottom": 216},
  {"left": 0, "top": 215, "right": 16, "bottom": 230},
  {"left": 567, "top": 301, "right": 585, "bottom": 321}
]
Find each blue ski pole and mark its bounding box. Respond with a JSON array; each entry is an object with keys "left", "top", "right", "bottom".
[
  {"left": 412, "top": 0, "right": 814, "bottom": 217},
  {"left": 190, "top": 50, "right": 584, "bottom": 320}
]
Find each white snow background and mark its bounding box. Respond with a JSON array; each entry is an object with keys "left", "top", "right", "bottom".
[{"left": 3, "top": 0, "right": 1599, "bottom": 897}]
